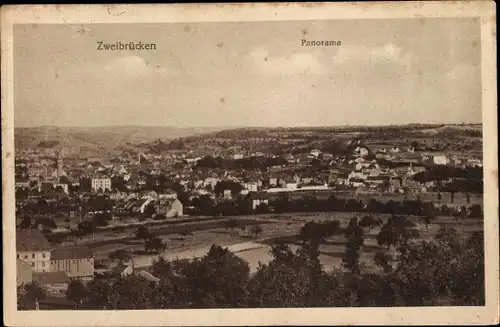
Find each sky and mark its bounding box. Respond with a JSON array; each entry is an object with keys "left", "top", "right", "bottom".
[{"left": 14, "top": 18, "right": 482, "bottom": 127}]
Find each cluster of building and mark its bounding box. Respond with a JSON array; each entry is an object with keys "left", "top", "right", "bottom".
[
  {"left": 14, "top": 138, "right": 483, "bottom": 301},
  {"left": 14, "top": 143, "right": 483, "bottom": 209},
  {"left": 16, "top": 229, "right": 161, "bottom": 297},
  {"left": 16, "top": 229, "right": 94, "bottom": 295}
]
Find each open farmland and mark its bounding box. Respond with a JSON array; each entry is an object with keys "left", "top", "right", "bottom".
[{"left": 80, "top": 212, "right": 482, "bottom": 274}]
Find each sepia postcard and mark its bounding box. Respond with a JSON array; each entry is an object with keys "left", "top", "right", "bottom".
[{"left": 1, "top": 2, "right": 498, "bottom": 326}]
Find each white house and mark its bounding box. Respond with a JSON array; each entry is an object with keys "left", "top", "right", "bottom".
[
  {"left": 310, "top": 149, "right": 322, "bottom": 158},
  {"left": 286, "top": 182, "right": 298, "bottom": 191},
  {"left": 433, "top": 155, "right": 449, "bottom": 166},
  {"left": 252, "top": 198, "right": 269, "bottom": 210},
  {"left": 242, "top": 182, "right": 258, "bottom": 192},
  {"left": 91, "top": 177, "right": 111, "bottom": 192}
]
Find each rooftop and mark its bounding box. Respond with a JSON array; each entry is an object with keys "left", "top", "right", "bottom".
[
  {"left": 16, "top": 229, "right": 50, "bottom": 252},
  {"left": 32, "top": 271, "right": 69, "bottom": 285},
  {"left": 51, "top": 246, "right": 93, "bottom": 260}
]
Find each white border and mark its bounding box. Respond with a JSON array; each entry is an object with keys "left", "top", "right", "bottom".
[{"left": 2, "top": 2, "right": 498, "bottom": 326}]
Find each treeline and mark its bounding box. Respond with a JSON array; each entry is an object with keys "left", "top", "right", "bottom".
[
  {"left": 37, "top": 140, "right": 60, "bottom": 148},
  {"left": 413, "top": 166, "right": 483, "bottom": 182},
  {"left": 209, "top": 125, "right": 447, "bottom": 139},
  {"left": 188, "top": 194, "right": 483, "bottom": 218},
  {"left": 18, "top": 223, "right": 484, "bottom": 309},
  {"left": 195, "top": 155, "right": 288, "bottom": 170},
  {"left": 272, "top": 195, "right": 482, "bottom": 218},
  {"left": 413, "top": 166, "right": 483, "bottom": 194}
]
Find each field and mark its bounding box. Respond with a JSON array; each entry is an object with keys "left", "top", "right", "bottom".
[{"left": 61, "top": 212, "right": 483, "bottom": 275}]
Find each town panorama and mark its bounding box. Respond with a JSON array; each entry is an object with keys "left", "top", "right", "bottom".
[
  {"left": 15, "top": 124, "right": 484, "bottom": 309},
  {"left": 12, "top": 18, "right": 485, "bottom": 311}
]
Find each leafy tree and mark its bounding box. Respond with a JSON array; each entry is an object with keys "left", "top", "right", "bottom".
[
  {"left": 66, "top": 279, "right": 89, "bottom": 306},
  {"left": 143, "top": 204, "right": 156, "bottom": 218},
  {"left": 92, "top": 212, "right": 111, "bottom": 227},
  {"left": 226, "top": 218, "right": 239, "bottom": 232},
  {"left": 236, "top": 198, "right": 253, "bottom": 215},
  {"left": 323, "top": 220, "right": 341, "bottom": 237},
  {"left": 342, "top": 219, "right": 364, "bottom": 274},
  {"left": 377, "top": 215, "right": 419, "bottom": 249},
  {"left": 359, "top": 215, "right": 381, "bottom": 231},
  {"left": 214, "top": 181, "right": 244, "bottom": 196},
  {"left": 391, "top": 226, "right": 482, "bottom": 306},
  {"left": 250, "top": 225, "right": 263, "bottom": 237},
  {"left": 435, "top": 225, "right": 461, "bottom": 251},
  {"left": 145, "top": 236, "right": 166, "bottom": 253},
  {"left": 182, "top": 244, "right": 250, "bottom": 308},
  {"left": 108, "top": 275, "right": 157, "bottom": 309},
  {"left": 193, "top": 194, "right": 215, "bottom": 216},
  {"left": 20, "top": 217, "right": 33, "bottom": 229},
  {"left": 345, "top": 217, "right": 364, "bottom": 241},
  {"left": 111, "top": 176, "right": 128, "bottom": 192},
  {"left": 468, "top": 204, "right": 483, "bottom": 217},
  {"left": 109, "top": 249, "right": 132, "bottom": 263},
  {"left": 248, "top": 242, "right": 333, "bottom": 307},
  {"left": 34, "top": 217, "right": 57, "bottom": 230},
  {"left": 422, "top": 215, "right": 432, "bottom": 230},
  {"left": 135, "top": 227, "right": 152, "bottom": 242},
  {"left": 18, "top": 282, "right": 46, "bottom": 309},
  {"left": 299, "top": 221, "right": 322, "bottom": 243},
  {"left": 151, "top": 256, "right": 174, "bottom": 278},
  {"left": 299, "top": 220, "right": 341, "bottom": 244},
  {"left": 86, "top": 279, "right": 113, "bottom": 309},
  {"left": 374, "top": 251, "right": 393, "bottom": 273},
  {"left": 77, "top": 221, "right": 95, "bottom": 236}
]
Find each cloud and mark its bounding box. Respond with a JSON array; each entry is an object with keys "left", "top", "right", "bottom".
[
  {"left": 333, "top": 43, "right": 412, "bottom": 69},
  {"left": 246, "top": 47, "right": 325, "bottom": 75},
  {"left": 103, "top": 55, "right": 174, "bottom": 77}
]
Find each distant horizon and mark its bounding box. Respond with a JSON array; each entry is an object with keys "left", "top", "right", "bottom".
[{"left": 14, "top": 122, "right": 483, "bottom": 129}]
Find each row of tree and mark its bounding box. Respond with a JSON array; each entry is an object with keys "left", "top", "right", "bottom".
[
  {"left": 188, "top": 193, "right": 484, "bottom": 218},
  {"left": 195, "top": 155, "right": 288, "bottom": 170}
]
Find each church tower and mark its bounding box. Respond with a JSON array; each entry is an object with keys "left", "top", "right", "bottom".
[{"left": 56, "top": 151, "right": 64, "bottom": 178}]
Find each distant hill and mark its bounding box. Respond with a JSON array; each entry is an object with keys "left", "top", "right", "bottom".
[{"left": 15, "top": 126, "right": 226, "bottom": 154}]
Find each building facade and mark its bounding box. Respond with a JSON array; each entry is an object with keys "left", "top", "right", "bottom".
[
  {"left": 17, "top": 260, "right": 34, "bottom": 286},
  {"left": 16, "top": 229, "right": 51, "bottom": 273},
  {"left": 50, "top": 246, "right": 94, "bottom": 281},
  {"left": 91, "top": 178, "right": 112, "bottom": 192}
]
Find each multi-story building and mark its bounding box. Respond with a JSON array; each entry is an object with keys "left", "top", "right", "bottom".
[
  {"left": 27, "top": 165, "right": 47, "bottom": 178},
  {"left": 242, "top": 182, "right": 258, "bottom": 192},
  {"left": 16, "top": 229, "right": 51, "bottom": 273},
  {"left": 50, "top": 246, "right": 94, "bottom": 281},
  {"left": 91, "top": 177, "right": 111, "bottom": 192}
]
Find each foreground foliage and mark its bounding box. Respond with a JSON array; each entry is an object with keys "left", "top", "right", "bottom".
[{"left": 18, "top": 224, "right": 484, "bottom": 309}]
